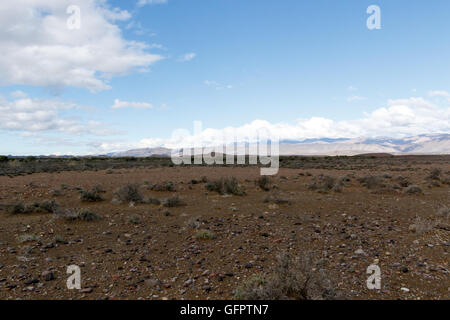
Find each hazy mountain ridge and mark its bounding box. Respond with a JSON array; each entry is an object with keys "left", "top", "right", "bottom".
[{"left": 107, "top": 134, "right": 450, "bottom": 157}]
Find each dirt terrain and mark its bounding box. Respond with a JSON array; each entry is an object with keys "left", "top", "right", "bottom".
[{"left": 0, "top": 156, "right": 449, "bottom": 300}]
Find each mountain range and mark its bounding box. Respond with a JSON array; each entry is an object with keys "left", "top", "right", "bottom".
[{"left": 105, "top": 134, "right": 450, "bottom": 157}]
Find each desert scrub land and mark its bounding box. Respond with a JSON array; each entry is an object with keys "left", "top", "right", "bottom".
[{"left": 0, "top": 155, "right": 448, "bottom": 300}]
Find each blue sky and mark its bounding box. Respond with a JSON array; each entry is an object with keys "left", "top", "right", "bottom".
[{"left": 1, "top": 0, "right": 450, "bottom": 155}]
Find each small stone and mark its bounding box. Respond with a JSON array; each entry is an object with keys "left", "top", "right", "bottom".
[
  {"left": 42, "top": 271, "right": 54, "bottom": 281},
  {"left": 202, "top": 270, "right": 210, "bottom": 276},
  {"left": 25, "top": 279, "right": 39, "bottom": 285},
  {"left": 183, "top": 279, "right": 193, "bottom": 287},
  {"left": 45, "top": 242, "right": 55, "bottom": 249},
  {"left": 80, "top": 287, "right": 93, "bottom": 293},
  {"left": 400, "top": 287, "right": 410, "bottom": 293}
]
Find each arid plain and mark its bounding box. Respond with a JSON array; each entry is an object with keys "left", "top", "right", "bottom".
[{"left": 0, "top": 155, "right": 448, "bottom": 300}]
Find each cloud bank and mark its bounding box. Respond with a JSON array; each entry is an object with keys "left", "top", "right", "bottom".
[
  {"left": 0, "top": 0, "right": 163, "bottom": 92},
  {"left": 94, "top": 96, "right": 450, "bottom": 153},
  {"left": 0, "top": 92, "right": 115, "bottom": 136}
]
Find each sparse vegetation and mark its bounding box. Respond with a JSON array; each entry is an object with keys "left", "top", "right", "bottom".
[
  {"left": 37, "top": 200, "right": 58, "bottom": 213},
  {"left": 184, "top": 217, "right": 202, "bottom": 229},
  {"left": 264, "top": 192, "right": 290, "bottom": 204},
  {"left": 114, "top": 184, "right": 143, "bottom": 203},
  {"left": 195, "top": 229, "right": 216, "bottom": 240},
  {"left": 409, "top": 207, "right": 449, "bottom": 234},
  {"left": 205, "top": 177, "right": 245, "bottom": 195},
  {"left": 427, "top": 168, "right": 442, "bottom": 181},
  {"left": 128, "top": 215, "right": 142, "bottom": 224},
  {"left": 358, "top": 175, "right": 385, "bottom": 190},
  {"left": 357, "top": 174, "right": 397, "bottom": 193},
  {"left": 17, "top": 234, "right": 41, "bottom": 243},
  {"left": 0, "top": 155, "right": 448, "bottom": 300},
  {"left": 147, "top": 196, "right": 161, "bottom": 205},
  {"left": 6, "top": 200, "right": 58, "bottom": 214},
  {"left": 395, "top": 175, "right": 411, "bottom": 188},
  {"left": 256, "top": 176, "right": 272, "bottom": 191},
  {"left": 308, "top": 175, "right": 342, "bottom": 193},
  {"left": 150, "top": 181, "right": 176, "bottom": 192},
  {"left": 53, "top": 235, "right": 66, "bottom": 244},
  {"left": 79, "top": 185, "right": 105, "bottom": 202},
  {"left": 58, "top": 208, "right": 100, "bottom": 222},
  {"left": 234, "top": 252, "right": 339, "bottom": 300},
  {"left": 7, "top": 202, "right": 27, "bottom": 214},
  {"left": 162, "top": 195, "right": 185, "bottom": 207},
  {"left": 404, "top": 184, "right": 423, "bottom": 195}
]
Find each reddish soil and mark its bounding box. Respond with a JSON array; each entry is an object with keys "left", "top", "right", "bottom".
[{"left": 0, "top": 158, "right": 449, "bottom": 300}]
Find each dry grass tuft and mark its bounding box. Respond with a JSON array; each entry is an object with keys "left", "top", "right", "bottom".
[{"left": 234, "top": 252, "right": 340, "bottom": 300}]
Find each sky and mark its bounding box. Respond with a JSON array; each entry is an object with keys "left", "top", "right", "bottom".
[{"left": 0, "top": 0, "right": 450, "bottom": 155}]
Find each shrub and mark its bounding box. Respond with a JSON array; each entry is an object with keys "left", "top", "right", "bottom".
[
  {"left": 357, "top": 174, "right": 396, "bottom": 193},
  {"left": 8, "top": 202, "right": 26, "bottom": 214},
  {"left": 128, "top": 215, "right": 142, "bottom": 224},
  {"left": 37, "top": 200, "right": 58, "bottom": 213},
  {"left": 114, "top": 184, "right": 143, "bottom": 203},
  {"left": 50, "top": 189, "right": 63, "bottom": 197},
  {"left": 79, "top": 185, "right": 105, "bottom": 202},
  {"left": 358, "top": 175, "right": 385, "bottom": 190},
  {"left": 409, "top": 207, "right": 449, "bottom": 234},
  {"left": 256, "top": 176, "right": 272, "bottom": 191},
  {"left": 234, "top": 252, "right": 339, "bottom": 300},
  {"left": 195, "top": 229, "right": 216, "bottom": 240},
  {"left": 184, "top": 217, "right": 201, "bottom": 229},
  {"left": 308, "top": 175, "right": 342, "bottom": 193},
  {"left": 17, "top": 234, "right": 41, "bottom": 243},
  {"left": 53, "top": 235, "right": 66, "bottom": 244},
  {"left": 396, "top": 176, "right": 411, "bottom": 188},
  {"left": 206, "top": 177, "right": 245, "bottom": 195},
  {"left": 147, "top": 197, "right": 161, "bottom": 205},
  {"left": 7, "top": 200, "right": 58, "bottom": 214},
  {"left": 404, "top": 185, "right": 423, "bottom": 195},
  {"left": 427, "top": 168, "right": 442, "bottom": 181},
  {"left": 150, "top": 181, "right": 176, "bottom": 192},
  {"left": 59, "top": 209, "right": 100, "bottom": 222},
  {"left": 264, "top": 192, "right": 290, "bottom": 204},
  {"left": 410, "top": 216, "right": 436, "bottom": 234},
  {"left": 162, "top": 195, "right": 185, "bottom": 207},
  {"left": 436, "top": 206, "right": 450, "bottom": 218}
]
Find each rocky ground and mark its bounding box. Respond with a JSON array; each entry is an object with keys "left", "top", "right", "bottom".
[{"left": 0, "top": 156, "right": 449, "bottom": 300}]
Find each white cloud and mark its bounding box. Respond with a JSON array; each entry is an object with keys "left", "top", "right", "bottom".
[
  {"left": 137, "top": 0, "right": 168, "bottom": 7},
  {"left": 10, "top": 90, "right": 29, "bottom": 99},
  {"left": 429, "top": 90, "right": 450, "bottom": 99},
  {"left": 112, "top": 99, "right": 154, "bottom": 109},
  {"left": 347, "top": 95, "right": 366, "bottom": 102},
  {"left": 204, "top": 80, "right": 233, "bottom": 90},
  {"left": 0, "top": 0, "right": 163, "bottom": 92},
  {"left": 0, "top": 92, "right": 116, "bottom": 136},
  {"left": 93, "top": 96, "right": 450, "bottom": 152},
  {"left": 178, "top": 52, "right": 196, "bottom": 62}
]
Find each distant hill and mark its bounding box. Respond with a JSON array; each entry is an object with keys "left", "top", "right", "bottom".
[
  {"left": 107, "top": 147, "right": 172, "bottom": 157},
  {"left": 106, "top": 134, "right": 450, "bottom": 157}
]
